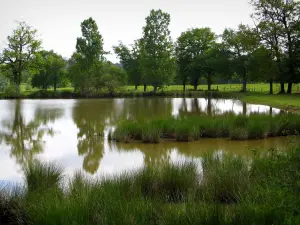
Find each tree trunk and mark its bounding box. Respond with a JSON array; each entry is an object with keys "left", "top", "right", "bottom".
[
  {"left": 287, "top": 82, "right": 292, "bottom": 94},
  {"left": 13, "top": 72, "right": 20, "bottom": 95},
  {"left": 143, "top": 84, "right": 147, "bottom": 92},
  {"left": 207, "top": 73, "right": 212, "bottom": 91},
  {"left": 183, "top": 83, "right": 186, "bottom": 92},
  {"left": 242, "top": 74, "right": 247, "bottom": 92},
  {"left": 269, "top": 107, "right": 273, "bottom": 116},
  {"left": 15, "top": 84, "right": 20, "bottom": 96},
  {"left": 269, "top": 80, "right": 273, "bottom": 95},
  {"left": 135, "top": 84, "right": 138, "bottom": 90},
  {"left": 242, "top": 102, "right": 247, "bottom": 116},
  {"left": 54, "top": 76, "right": 57, "bottom": 92},
  {"left": 279, "top": 82, "right": 285, "bottom": 94},
  {"left": 153, "top": 85, "right": 158, "bottom": 93}
]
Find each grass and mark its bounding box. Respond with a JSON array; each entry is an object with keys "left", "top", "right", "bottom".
[
  {"left": 240, "top": 92, "right": 300, "bottom": 111},
  {"left": 1, "top": 83, "right": 300, "bottom": 113},
  {"left": 23, "top": 161, "right": 64, "bottom": 194},
  {"left": 1, "top": 83, "right": 300, "bottom": 111},
  {"left": 1, "top": 146, "right": 300, "bottom": 224},
  {"left": 110, "top": 113, "right": 300, "bottom": 143}
]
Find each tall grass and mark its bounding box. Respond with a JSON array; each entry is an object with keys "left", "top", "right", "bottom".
[
  {"left": 2, "top": 148, "right": 300, "bottom": 224},
  {"left": 23, "top": 161, "right": 64, "bottom": 194},
  {"left": 200, "top": 153, "right": 250, "bottom": 204},
  {"left": 111, "top": 113, "right": 300, "bottom": 143}
]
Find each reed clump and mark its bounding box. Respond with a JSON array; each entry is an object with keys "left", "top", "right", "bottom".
[{"left": 111, "top": 113, "right": 300, "bottom": 143}]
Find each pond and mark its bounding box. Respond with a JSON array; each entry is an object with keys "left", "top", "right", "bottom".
[{"left": 0, "top": 98, "right": 293, "bottom": 182}]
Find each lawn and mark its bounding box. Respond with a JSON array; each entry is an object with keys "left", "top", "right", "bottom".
[
  {"left": 1, "top": 83, "right": 300, "bottom": 111},
  {"left": 240, "top": 92, "right": 300, "bottom": 111},
  {"left": 125, "top": 83, "right": 300, "bottom": 93}
]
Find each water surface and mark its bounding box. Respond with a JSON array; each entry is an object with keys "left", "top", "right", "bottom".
[{"left": 0, "top": 98, "right": 292, "bottom": 182}]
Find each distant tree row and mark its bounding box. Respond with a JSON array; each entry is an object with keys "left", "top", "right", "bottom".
[
  {"left": 115, "top": 1, "right": 300, "bottom": 94},
  {"left": 1, "top": 0, "right": 300, "bottom": 95}
]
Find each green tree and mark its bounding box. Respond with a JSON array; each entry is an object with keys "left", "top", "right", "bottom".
[
  {"left": 176, "top": 28, "right": 216, "bottom": 91},
  {"left": 140, "top": 9, "right": 175, "bottom": 92},
  {"left": 0, "top": 21, "right": 41, "bottom": 94},
  {"left": 31, "top": 50, "right": 66, "bottom": 91},
  {"left": 73, "top": 17, "right": 106, "bottom": 94},
  {"left": 254, "top": 18, "right": 286, "bottom": 93},
  {"left": 222, "top": 24, "right": 260, "bottom": 92},
  {"left": 196, "top": 43, "right": 231, "bottom": 91},
  {"left": 251, "top": 0, "right": 300, "bottom": 94},
  {"left": 248, "top": 46, "right": 279, "bottom": 94},
  {"left": 100, "top": 62, "right": 127, "bottom": 95},
  {"left": 113, "top": 40, "right": 143, "bottom": 90}
]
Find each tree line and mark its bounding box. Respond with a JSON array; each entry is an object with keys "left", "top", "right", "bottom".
[{"left": 1, "top": 0, "right": 300, "bottom": 95}]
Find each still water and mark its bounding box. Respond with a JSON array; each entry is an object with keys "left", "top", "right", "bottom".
[{"left": 0, "top": 98, "right": 292, "bottom": 182}]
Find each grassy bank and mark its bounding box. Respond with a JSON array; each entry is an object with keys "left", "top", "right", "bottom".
[
  {"left": 1, "top": 147, "right": 300, "bottom": 224},
  {"left": 1, "top": 84, "right": 300, "bottom": 111},
  {"left": 240, "top": 92, "right": 300, "bottom": 111},
  {"left": 110, "top": 113, "right": 300, "bottom": 143},
  {"left": 0, "top": 87, "right": 228, "bottom": 99}
]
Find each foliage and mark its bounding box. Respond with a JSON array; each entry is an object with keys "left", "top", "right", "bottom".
[
  {"left": 0, "top": 21, "right": 41, "bottom": 94},
  {"left": 222, "top": 24, "right": 260, "bottom": 92},
  {"left": 251, "top": 0, "right": 300, "bottom": 93},
  {"left": 113, "top": 40, "right": 143, "bottom": 89},
  {"left": 176, "top": 28, "right": 216, "bottom": 91},
  {"left": 140, "top": 9, "right": 175, "bottom": 92},
  {"left": 31, "top": 50, "right": 67, "bottom": 90},
  {"left": 72, "top": 17, "right": 106, "bottom": 94},
  {"left": 100, "top": 63, "right": 127, "bottom": 95}
]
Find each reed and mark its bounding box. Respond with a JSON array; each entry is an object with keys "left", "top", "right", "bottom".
[
  {"left": 2, "top": 147, "right": 300, "bottom": 224},
  {"left": 111, "top": 113, "right": 300, "bottom": 143}
]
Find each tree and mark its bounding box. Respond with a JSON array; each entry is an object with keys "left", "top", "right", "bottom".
[
  {"left": 176, "top": 28, "right": 216, "bottom": 91},
  {"left": 31, "top": 50, "right": 66, "bottom": 91},
  {"left": 73, "top": 17, "right": 106, "bottom": 94},
  {"left": 100, "top": 62, "right": 127, "bottom": 95},
  {"left": 251, "top": 0, "right": 300, "bottom": 94},
  {"left": 113, "top": 40, "right": 143, "bottom": 90},
  {"left": 175, "top": 31, "right": 194, "bottom": 91},
  {"left": 140, "top": 9, "right": 175, "bottom": 92},
  {"left": 248, "top": 46, "right": 279, "bottom": 94},
  {"left": 254, "top": 18, "right": 286, "bottom": 93},
  {"left": 222, "top": 24, "right": 260, "bottom": 92},
  {"left": 196, "top": 43, "right": 231, "bottom": 91},
  {"left": 0, "top": 21, "right": 41, "bottom": 94}
]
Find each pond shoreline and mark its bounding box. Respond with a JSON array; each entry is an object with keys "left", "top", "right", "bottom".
[{"left": 1, "top": 90, "right": 300, "bottom": 111}]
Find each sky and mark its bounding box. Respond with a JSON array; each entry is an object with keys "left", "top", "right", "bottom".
[{"left": 0, "top": 0, "right": 254, "bottom": 63}]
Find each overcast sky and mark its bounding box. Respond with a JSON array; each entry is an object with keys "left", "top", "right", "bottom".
[{"left": 0, "top": 0, "right": 254, "bottom": 63}]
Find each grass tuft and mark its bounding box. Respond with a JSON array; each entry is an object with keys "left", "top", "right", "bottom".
[{"left": 23, "top": 161, "right": 64, "bottom": 194}]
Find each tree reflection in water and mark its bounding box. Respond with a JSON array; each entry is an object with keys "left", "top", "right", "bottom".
[
  {"left": 72, "top": 100, "right": 117, "bottom": 174},
  {"left": 72, "top": 99, "right": 173, "bottom": 174},
  {"left": 0, "top": 100, "right": 64, "bottom": 167}
]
